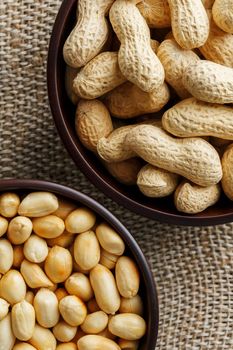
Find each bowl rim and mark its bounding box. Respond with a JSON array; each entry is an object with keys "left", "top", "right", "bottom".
[
  {"left": 0, "top": 178, "right": 159, "bottom": 349},
  {"left": 47, "top": 0, "right": 233, "bottom": 227}
]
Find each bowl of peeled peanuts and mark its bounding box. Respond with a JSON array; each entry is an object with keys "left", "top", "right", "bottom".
[
  {"left": 48, "top": 0, "right": 233, "bottom": 226},
  {"left": 0, "top": 179, "right": 158, "bottom": 350}
]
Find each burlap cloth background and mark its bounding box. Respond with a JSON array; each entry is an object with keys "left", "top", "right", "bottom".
[{"left": 1, "top": 1, "right": 233, "bottom": 349}]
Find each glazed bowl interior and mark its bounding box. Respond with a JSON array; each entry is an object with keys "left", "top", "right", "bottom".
[
  {"left": 47, "top": 0, "right": 233, "bottom": 226},
  {"left": 0, "top": 179, "right": 158, "bottom": 350}
]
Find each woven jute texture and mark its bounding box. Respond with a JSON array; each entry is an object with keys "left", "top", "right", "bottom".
[{"left": 1, "top": 1, "right": 233, "bottom": 349}]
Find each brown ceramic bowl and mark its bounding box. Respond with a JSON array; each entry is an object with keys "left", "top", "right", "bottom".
[
  {"left": 47, "top": 0, "right": 233, "bottom": 226},
  {"left": 0, "top": 178, "right": 158, "bottom": 349}
]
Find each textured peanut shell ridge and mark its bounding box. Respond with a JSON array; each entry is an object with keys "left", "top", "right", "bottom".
[
  {"left": 65, "top": 66, "right": 80, "bottom": 105},
  {"left": 222, "top": 144, "right": 233, "bottom": 200},
  {"left": 97, "top": 125, "right": 136, "bottom": 162},
  {"left": 75, "top": 99, "right": 113, "bottom": 153},
  {"left": 63, "top": 0, "right": 114, "bottom": 68},
  {"left": 104, "top": 158, "right": 143, "bottom": 185},
  {"left": 137, "top": 0, "right": 171, "bottom": 28},
  {"left": 182, "top": 60, "right": 233, "bottom": 104},
  {"left": 109, "top": 0, "right": 165, "bottom": 92},
  {"left": 199, "top": 12, "right": 233, "bottom": 68},
  {"left": 212, "top": 0, "right": 233, "bottom": 34},
  {"left": 137, "top": 164, "right": 179, "bottom": 197},
  {"left": 125, "top": 125, "right": 222, "bottom": 186},
  {"left": 157, "top": 39, "right": 200, "bottom": 99},
  {"left": 174, "top": 182, "right": 221, "bottom": 214},
  {"left": 168, "top": 0, "right": 209, "bottom": 49},
  {"left": 104, "top": 82, "right": 170, "bottom": 118},
  {"left": 72, "top": 52, "right": 127, "bottom": 99},
  {"left": 162, "top": 97, "right": 233, "bottom": 139}
]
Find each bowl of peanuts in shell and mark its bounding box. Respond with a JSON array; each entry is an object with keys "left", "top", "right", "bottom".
[
  {"left": 47, "top": 0, "right": 233, "bottom": 226},
  {"left": 0, "top": 179, "right": 158, "bottom": 350}
]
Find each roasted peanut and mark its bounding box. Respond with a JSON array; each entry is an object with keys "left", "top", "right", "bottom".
[
  {"left": 110, "top": 0, "right": 165, "bottom": 92},
  {"left": 90, "top": 264, "right": 121, "bottom": 314},
  {"left": 59, "top": 295, "right": 87, "bottom": 327},
  {"left": 0, "top": 239, "right": 13, "bottom": 273},
  {"left": 29, "top": 324, "right": 57, "bottom": 350},
  {"left": 54, "top": 288, "right": 68, "bottom": 302},
  {"left": 0, "top": 192, "right": 20, "bottom": 218},
  {"left": 75, "top": 100, "right": 113, "bottom": 153},
  {"left": 25, "top": 291, "right": 34, "bottom": 305},
  {"left": 137, "top": 164, "right": 179, "bottom": 197},
  {"left": 0, "top": 314, "right": 16, "bottom": 350},
  {"left": 212, "top": 0, "right": 233, "bottom": 34},
  {"left": 87, "top": 298, "right": 101, "bottom": 313},
  {"left": 0, "top": 270, "right": 26, "bottom": 305},
  {"left": 168, "top": 0, "right": 209, "bottom": 49},
  {"left": 74, "top": 231, "right": 100, "bottom": 270},
  {"left": 65, "top": 208, "right": 96, "bottom": 234},
  {"left": 99, "top": 249, "right": 118, "bottom": 270},
  {"left": 104, "top": 82, "right": 170, "bottom": 119},
  {"left": 65, "top": 273, "right": 93, "bottom": 302},
  {"left": 7, "top": 216, "right": 32, "bottom": 245},
  {"left": 18, "top": 192, "right": 58, "bottom": 217},
  {"left": 125, "top": 125, "right": 222, "bottom": 186},
  {"left": 174, "top": 181, "right": 221, "bottom": 213},
  {"left": 162, "top": 98, "right": 233, "bottom": 139},
  {"left": 13, "top": 343, "right": 37, "bottom": 350},
  {"left": 118, "top": 339, "right": 139, "bottom": 350},
  {"left": 115, "top": 256, "right": 140, "bottom": 298},
  {"left": 53, "top": 199, "right": 77, "bottom": 221},
  {"left": 73, "top": 52, "right": 126, "bottom": 99},
  {"left": 138, "top": 0, "right": 171, "bottom": 28},
  {"left": 222, "top": 144, "right": 233, "bottom": 200},
  {"left": 63, "top": 0, "right": 114, "bottom": 67},
  {"left": 157, "top": 39, "right": 200, "bottom": 99},
  {"left": 32, "top": 215, "right": 65, "bottom": 239},
  {"left": 0, "top": 298, "right": 10, "bottom": 320},
  {"left": 11, "top": 300, "right": 35, "bottom": 341},
  {"left": 182, "top": 60, "right": 233, "bottom": 104},
  {"left": 52, "top": 321, "right": 77, "bottom": 342},
  {"left": 13, "top": 245, "right": 25, "bottom": 268},
  {"left": 119, "top": 295, "right": 144, "bottom": 316},
  {"left": 81, "top": 311, "right": 108, "bottom": 334},
  {"left": 23, "top": 235, "right": 48, "bottom": 263},
  {"left": 0, "top": 217, "right": 8, "bottom": 237},
  {"left": 108, "top": 314, "right": 146, "bottom": 340},
  {"left": 56, "top": 344, "right": 77, "bottom": 350},
  {"left": 44, "top": 246, "right": 72, "bottom": 283},
  {"left": 20, "top": 259, "right": 53, "bottom": 289},
  {"left": 33, "top": 288, "right": 59, "bottom": 328},
  {"left": 96, "top": 223, "right": 125, "bottom": 256},
  {"left": 78, "top": 335, "right": 120, "bottom": 350},
  {"left": 46, "top": 231, "right": 74, "bottom": 249}
]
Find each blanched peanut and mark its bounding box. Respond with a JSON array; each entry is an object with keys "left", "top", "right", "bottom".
[
  {"left": 0, "top": 238, "right": 13, "bottom": 273},
  {"left": 13, "top": 245, "right": 25, "bottom": 268},
  {"left": 81, "top": 311, "right": 108, "bottom": 334},
  {"left": 0, "top": 217, "right": 8, "bottom": 237},
  {"left": 0, "top": 270, "right": 26, "bottom": 305},
  {"left": 87, "top": 298, "right": 101, "bottom": 313},
  {"left": 74, "top": 231, "right": 100, "bottom": 270},
  {"left": 20, "top": 260, "right": 53, "bottom": 289},
  {"left": 110, "top": 0, "right": 164, "bottom": 92},
  {"left": 32, "top": 215, "right": 65, "bottom": 239},
  {"left": 96, "top": 223, "right": 125, "bottom": 256},
  {"left": 116, "top": 256, "right": 140, "bottom": 298},
  {"left": 13, "top": 343, "right": 37, "bottom": 350},
  {"left": 222, "top": 144, "right": 233, "bottom": 200},
  {"left": 55, "top": 288, "right": 68, "bottom": 302},
  {"left": 118, "top": 339, "right": 139, "bottom": 350},
  {"left": 53, "top": 199, "right": 77, "bottom": 220},
  {"left": 56, "top": 343, "right": 77, "bottom": 350},
  {"left": 52, "top": 321, "right": 77, "bottom": 342},
  {"left": 44, "top": 246, "right": 72, "bottom": 283},
  {"left": 25, "top": 291, "right": 34, "bottom": 305},
  {"left": 100, "top": 249, "right": 118, "bottom": 270},
  {"left": 65, "top": 273, "right": 93, "bottom": 302},
  {"left": 0, "top": 297, "right": 10, "bottom": 320},
  {"left": 78, "top": 335, "right": 120, "bottom": 350},
  {"left": 7, "top": 216, "right": 32, "bottom": 244},
  {"left": 125, "top": 125, "right": 222, "bottom": 186},
  {"left": 137, "top": 164, "right": 179, "bottom": 198},
  {"left": 65, "top": 208, "right": 96, "bottom": 234},
  {"left": 108, "top": 314, "right": 146, "bottom": 340},
  {"left": 11, "top": 300, "right": 35, "bottom": 341},
  {"left": 0, "top": 192, "right": 20, "bottom": 218},
  {"left": 119, "top": 295, "right": 144, "bottom": 316},
  {"left": 18, "top": 192, "right": 58, "bottom": 217},
  {"left": 174, "top": 182, "right": 221, "bottom": 214},
  {"left": 90, "top": 264, "right": 121, "bottom": 314},
  {"left": 46, "top": 231, "right": 74, "bottom": 249},
  {"left": 0, "top": 314, "right": 16, "bottom": 350},
  {"left": 23, "top": 235, "right": 48, "bottom": 263},
  {"left": 59, "top": 295, "right": 87, "bottom": 327},
  {"left": 33, "top": 288, "right": 59, "bottom": 328},
  {"left": 29, "top": 324, "right": 57, "bottom": 350}
]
